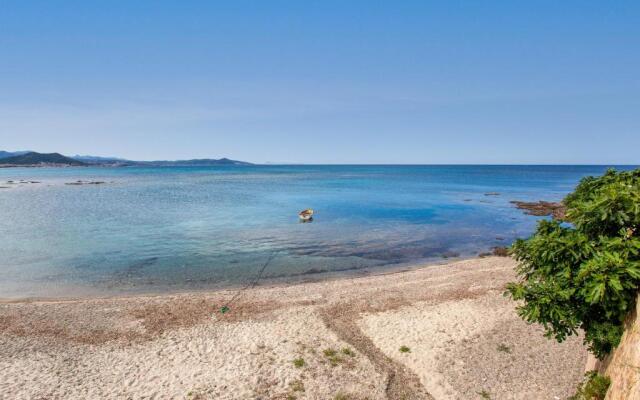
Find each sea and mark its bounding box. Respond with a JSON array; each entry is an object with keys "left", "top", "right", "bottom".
[{"left": 0, "top": 164, "right": 635, "bottom": 298}]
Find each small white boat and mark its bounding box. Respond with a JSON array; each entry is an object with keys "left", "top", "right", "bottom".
[{"left": 299, "top": 209, "right": 314, "bottom": 222}]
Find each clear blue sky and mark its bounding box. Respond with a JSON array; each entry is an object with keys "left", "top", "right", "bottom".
[{"left": 1, "top": 1, "right": 638, "bottom": 164}]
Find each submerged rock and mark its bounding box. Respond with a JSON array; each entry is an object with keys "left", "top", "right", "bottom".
[
  {"left": 441, "top": 251, "right": 460, "bottom": 259},
  {"left": 492, "top": 247, "right": 509, "bottom": 257},
  {"left": 301, "top": 267, "right": 328, "bottom": 275},
  {"left": 510, "top": 200, "right": 566, "bottom": 219},
  {"left": 479, "top": 247, "right": 510, "bottom": 258},
  {"left": 65, "top": 180, "right": 106, "bottom": 185}
]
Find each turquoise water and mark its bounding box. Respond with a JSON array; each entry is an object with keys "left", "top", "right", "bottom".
[{"left": 0, "top": 165, "right": 634, "bottom": 298}]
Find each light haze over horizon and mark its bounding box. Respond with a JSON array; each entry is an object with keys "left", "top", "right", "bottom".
[{"left": 1, "top": 1, "right": 639, "bottom": 164}]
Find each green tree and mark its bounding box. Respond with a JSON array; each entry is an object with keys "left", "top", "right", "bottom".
[{"left": 507, "top": 168, "right": 640, "bottom": 359}]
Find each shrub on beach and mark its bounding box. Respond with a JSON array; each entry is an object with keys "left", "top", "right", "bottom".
[
  {"left": 507, "top": 168, "right": 640, "bottom": 359},
  {"left": 569, "top": 371, "right": 611, "bottom": 400}
]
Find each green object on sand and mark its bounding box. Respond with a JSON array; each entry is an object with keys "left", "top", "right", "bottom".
[{"left": 216, "top": 251, "right": 279, "bottom": 317}]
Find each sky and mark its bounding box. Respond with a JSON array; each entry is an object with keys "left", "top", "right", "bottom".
[{"left": 0, "top": 1, "right": 639, "bottom": 164}]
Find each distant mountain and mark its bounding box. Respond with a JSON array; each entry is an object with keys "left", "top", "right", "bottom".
[
  {"left": 138, "top": 158, "right": 253, "bottom": 166},
  {"left": 0, "top": 152, "right": 87, "bottom": 166},
  {"left": 0, "top": 150, "right": 31, "bottom": 159},
  {"left": 72, "top": 155, "right": 131, "bottom": 165},
  {"left": 0, "top": 150, "right": 252, "bottom": 167},
  {"left": 71, "top": 156, "right": 251, "bottom": 166}
]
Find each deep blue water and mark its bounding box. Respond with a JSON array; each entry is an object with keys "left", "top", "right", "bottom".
[{"left": 0, "top": 165, "right": 635, "bottom": 298}]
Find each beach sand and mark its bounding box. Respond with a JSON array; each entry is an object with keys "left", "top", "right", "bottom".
[{"left": 0, "top": 257, "right": 587, "bottom": 399}]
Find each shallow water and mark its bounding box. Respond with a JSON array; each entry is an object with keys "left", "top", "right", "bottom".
[{"left": 0, "top": 165, "right": 634, "bottom": 298}]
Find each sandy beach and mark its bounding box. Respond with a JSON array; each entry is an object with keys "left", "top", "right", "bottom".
[{"left": 0, "top": 257, "right": 587, "bottom": 399}]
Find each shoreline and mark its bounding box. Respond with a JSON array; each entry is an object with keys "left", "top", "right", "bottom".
[
  {"left": 0, "top": 254, "right": 502, "bottom": 304},
  {"left": 0, "top": 256, "right": 587, "bottom": 399}
]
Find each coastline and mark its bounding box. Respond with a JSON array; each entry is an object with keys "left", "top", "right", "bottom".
[
  {"left": 0, "top": 256, "right": 587, "bottom": 399},
  {"left": 0, "top": 253, "right": 471, "bottom": 303}
]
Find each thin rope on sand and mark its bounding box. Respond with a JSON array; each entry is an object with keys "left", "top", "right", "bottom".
[{"left": 219, "top": 251, "right": 278, "bottom": 315}]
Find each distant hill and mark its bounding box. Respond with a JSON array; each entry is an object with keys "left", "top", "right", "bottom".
[
  {"left": 0, "top": 150, "right": 252, "bottom": 167},
  {"left": 138, "top": 158, "right": 252, "bottom": 166},
  {"left": 72, "top": 155, "right": 252, "bottom": 166},
  {"left": 72, "top": 155, "right": 129, "bottom": 163},
  {"left": 0, "top": 150, "right": 31, "bottom": 159},
  {"left": 71, "top": 155, "right": 132, "bottom": 165},
  {"left": 0, "top": 152, "right": 87, "bottom": 166}
]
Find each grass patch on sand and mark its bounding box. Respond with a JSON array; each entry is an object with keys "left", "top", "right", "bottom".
[
  {"left": 323, "top": 348, "right": 337, "bottom": 357},
  {"left": 293, "top": 357, "right": 305, "bottom": 368},
  {"left": 341, "top": 347, "right": 356, "bottom": 357},
  {"left": 477, "top": 389, "right": 491, "bottom": 399},
  {"left": 289, "top": 379, "right": 305, "bottom": 393},
  {"left": 399, "top": 345, "right": 411, "bottom": 353},
  {"left": 334, "top": 392, "right": 352, "bottom": 400},
  {"left": 496, "top": 343, "right": 511, "bottom": 354},
  {"left": 323, "top": 348, "right": 344, "bottom": 366}
]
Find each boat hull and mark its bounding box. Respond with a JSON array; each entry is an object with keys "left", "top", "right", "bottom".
[{"left": 298, "top": 209, "right": 314, "bottom": 222}]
